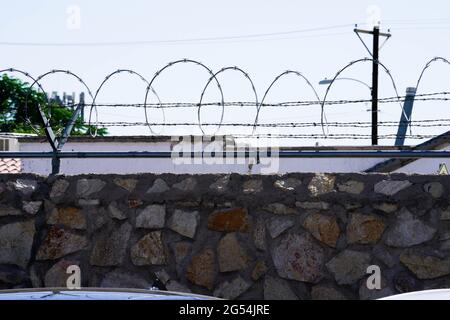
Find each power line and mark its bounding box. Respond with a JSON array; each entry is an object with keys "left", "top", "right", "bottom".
[
  {"left": 3, "top": 20, "right": 449, "bottom": 47},
  {"left": 386, "top": 18, "right": 450, "bottom": 21},
  {"left": 0, "top": 24, "right": 357, "bottom": 47},
  {"left": 384, "top": 18, "right": 450, "bottom": 24}
]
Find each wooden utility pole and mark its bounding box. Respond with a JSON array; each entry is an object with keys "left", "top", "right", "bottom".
[{"left": 354, "top": 26, "right": 391, "bottom": 145}]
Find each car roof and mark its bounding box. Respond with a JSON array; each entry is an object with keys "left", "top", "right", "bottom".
[{"left": 0, "top": 287, "right": 220, "bottom": 300}]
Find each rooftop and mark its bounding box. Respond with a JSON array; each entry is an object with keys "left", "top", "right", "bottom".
[{"left": 0, "top": 158, "right": 21, "bottom": 173}]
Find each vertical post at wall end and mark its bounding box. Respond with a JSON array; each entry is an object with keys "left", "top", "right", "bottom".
[
  {"left": 395, "top": 87, "right": 417, "bottom": 147},
  {"left": 51, "top": 153, "right": 60, "bottom": 175}
]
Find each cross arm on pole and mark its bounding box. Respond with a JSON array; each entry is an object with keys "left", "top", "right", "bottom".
[{"left": 354, "top": 28, "right": 391, "bottom": 38}]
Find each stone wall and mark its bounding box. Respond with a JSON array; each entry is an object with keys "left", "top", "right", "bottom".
[{"left": 0, "top": 172, "right": 450, "bottom": 299}]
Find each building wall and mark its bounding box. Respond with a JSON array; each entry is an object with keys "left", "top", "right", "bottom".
[
  {"left": 19, "top": 141, "right": 387, "bottom": 174},
  {"left": 393, "top": 145, "right": 450, "bottom": 174},
  {"left": 0, "top": 172, "right": 449, "bottom": 299}
]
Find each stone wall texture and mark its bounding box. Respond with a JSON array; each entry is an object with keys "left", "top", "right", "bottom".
[{"left": 1, "top": 172, "right": 450, "bottom": 299}]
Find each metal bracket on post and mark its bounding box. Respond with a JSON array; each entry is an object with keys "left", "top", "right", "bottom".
[
  {"left": 58, "top": 103, "right": 82, "bottom": 150},
  {"left": 38, "top": 105, "right": 58, "bottom": 152},
  {"left": 48, "top": 97, "right": 84, "bottom": 175}
]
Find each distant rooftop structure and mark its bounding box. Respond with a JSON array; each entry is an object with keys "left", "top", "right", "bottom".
[{"left": 0, "top": 134, "right": 23, "bottom": 173}]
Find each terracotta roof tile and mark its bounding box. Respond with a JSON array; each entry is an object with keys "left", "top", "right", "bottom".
[{"left": 0, "top": 158, "right": 21, "bottom": 173}]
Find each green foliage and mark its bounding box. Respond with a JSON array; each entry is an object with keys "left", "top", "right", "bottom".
[{"left": 0, "top": 74, "right": 107, "bottom": 136}]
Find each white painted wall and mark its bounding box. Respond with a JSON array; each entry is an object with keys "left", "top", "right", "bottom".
[
  {"left": 393, "top": 145, "right": 450, "bottom": 175},
  {"left": 19, "top": 141, "right": 388, "bottom": 175}
]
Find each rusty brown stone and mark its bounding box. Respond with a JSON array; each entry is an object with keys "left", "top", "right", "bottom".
[
  {"left": 303, "top": 213, "right": 340, "bottom": 247},
  {"left": 48, "top": 207, "right": 87, "bottom": 230},
  {"left": 36, "top": 226, "right": 88, "bottom": 260},
  {"left": 186, "top": 248, "right": 216, "bottom": 290},
  {"left": 347, "top": 213, "right": 385, "bottom": 245},
  {"left": 131, "top": 231, "right": 167, "bottom": 266},
  {"left": 207, "top": 208, "right": 250, "bottom": 232}
]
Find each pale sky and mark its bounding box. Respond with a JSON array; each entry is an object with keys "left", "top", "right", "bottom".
[{"left": 1, "top": 0, "right": 450, "bottom": 146}]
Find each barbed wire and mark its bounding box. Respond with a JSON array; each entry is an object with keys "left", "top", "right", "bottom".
[
  {"left": 416, "top": 57, "right": 450, "bottom": 93},
  {"left": 73, "top": 94, "right": 450, "bottom": 108},
  {"left": 143, "top": 59, "right": 224, "bottom": 136},
  {"left": 24, "top": 69, "right": 94, "bottom": 150},
  {"left": 90, "top": 69, "right": 164, "bottom": 137},
  {"left": 199, "top": 66, "right": 258, "bottom": 135},
  {"left": 8, "top": 91, "right": 446, "bottom": 109},
  {"left": 319, "top": 58, "right": 408, "bottom": 135},
  {"left": 231, "top": 133, "right": 439, "bottom": 140},
  {"left": 253, "top": 70, "right": 323, "bottom": 134},
  {"left": 1, "top": 57, "right": 450, "bottom": 149},
  {"left": 86, "top": 118, "right": 450, "bottom": 128}
]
